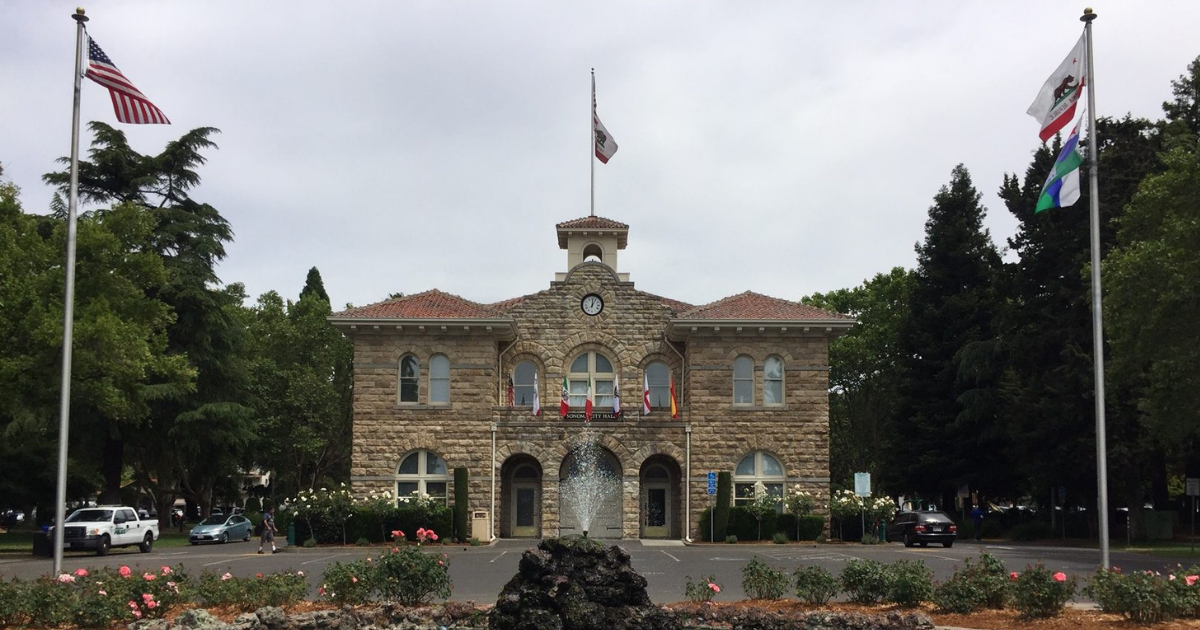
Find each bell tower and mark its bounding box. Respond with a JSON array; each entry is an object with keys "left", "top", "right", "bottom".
[{"left": 555, "top": 216, "right": 630, "bottom": 281}]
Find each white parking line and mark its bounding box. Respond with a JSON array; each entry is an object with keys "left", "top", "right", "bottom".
[
  {"left": 659, "top": 550, "right": 680, "bottom": 562},
  {"left": 301, "top": 554, "right": 358, "bottom": 566},
  {"left": 489, "top": 551, "right": 508, "bottom": 563}
]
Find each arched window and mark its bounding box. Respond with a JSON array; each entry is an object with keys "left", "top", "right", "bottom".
[
  {"left": 763, "top": 356, "right": 783, "bottom": 405},
  {"left": 396, "top": 450, "right": 449, "bottom": 505},
  {"left": 513, "top": 361, "right": 538, "bottom": 408},
  {"left": 429, "top": 354, "right": 450, "bottom": 403},
  {"left": 568, "top": 351, "right": 615, "bottom": 410},
  {"left": 582, "top": 243, "right": 603, "bottom": 263},
  {"left": 399, "top": 356, "right": 419, "bottom": 403},
  {"left": 645, "top": 361, "right": 671, "bottom": 410},
  {"left": 733, "top": 355, "right": 754, "bottom": 405},
  {"left": 733, "top": 451, "right": 784, "bottom": 511}
]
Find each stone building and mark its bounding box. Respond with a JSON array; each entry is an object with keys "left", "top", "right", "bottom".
[{"left": 329, "top": 216, "right": 852, "bottom": 540}]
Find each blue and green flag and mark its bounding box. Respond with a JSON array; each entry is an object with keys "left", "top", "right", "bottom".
[{"left": 1035, "top": 121, "right": 1083, "bottom": 213}]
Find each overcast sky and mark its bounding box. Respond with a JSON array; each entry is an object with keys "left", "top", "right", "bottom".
[{"left": 3, "top": 1, "right": 1197, "bottom": 310}]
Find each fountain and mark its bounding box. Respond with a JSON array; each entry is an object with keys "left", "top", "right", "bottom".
[
  {"left": 558, "top": 426, "right": 620, "bottom": 539},
  {"left": 489, "top": 537, "right": 679, "bottom": 630}
]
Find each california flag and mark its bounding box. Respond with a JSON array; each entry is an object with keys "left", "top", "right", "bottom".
[
  {"left": 1027, "top": 33, "right": 1086, "bottom": 142},
  {"left": 593, "top": 75, "right": 618, "bottom": 163}
]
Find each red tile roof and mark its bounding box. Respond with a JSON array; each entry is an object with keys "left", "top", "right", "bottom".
[
  {"left": 555, "top": 216, "right": 629, "bottom": 230},
  {"left": 677, "top": 291, "right": 851, "bottom": 321},
  {"left": 332, "top": 289, "right": 511, "bottom": 319}
]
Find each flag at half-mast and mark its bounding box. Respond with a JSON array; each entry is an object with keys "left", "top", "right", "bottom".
[
  {"left": 560, "top": 376, "right": 570, "bottom": 418},
  {"left": 1035, "top": 117, "right": 1084, "bottom": 213},
  {"left": 85, "top": 36, "right": 170, "bottom": 125},
  {"left": 593, "top": 74, "right": 618, "bottom": 163},
  {"left": 1027, "top": 33, "right": 1085, "bottom": 142}
]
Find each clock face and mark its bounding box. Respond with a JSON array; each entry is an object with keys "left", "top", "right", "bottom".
[{"left": 581, "top": 294, "right": 604, "bottom": 316}]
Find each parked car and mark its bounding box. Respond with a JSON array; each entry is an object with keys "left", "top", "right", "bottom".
[
  {"left": 887, "top": 510, "right": 957, "bottom": 548},
  {"left": 53, "top": 506, "right": 159, "bottom": 555},
  {"left": 188, "top": 513, "right": 253, "bottom": 545}
]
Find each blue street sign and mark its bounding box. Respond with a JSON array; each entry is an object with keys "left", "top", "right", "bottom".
[{"left": 707, "top": 471, "right": 717, "bottom": 495}]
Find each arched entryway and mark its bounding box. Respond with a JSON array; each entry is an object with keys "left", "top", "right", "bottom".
[
  {"left": 639, "top": 455, "right": 682, "bottom": 539},
  {"left": 559, "top": 444, "right": 622, "bottom": 538},
  {"left": 499, "top": 455, "right": 542, "bottom": 538}
]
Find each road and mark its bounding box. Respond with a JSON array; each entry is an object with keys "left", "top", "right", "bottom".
[{"left": 0, "top": 537, "right": 1191, "bottom": 603}]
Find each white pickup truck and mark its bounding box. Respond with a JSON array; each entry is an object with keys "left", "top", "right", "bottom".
[{"left": 57, "top": 506, "right": 159, "bottom": 555}]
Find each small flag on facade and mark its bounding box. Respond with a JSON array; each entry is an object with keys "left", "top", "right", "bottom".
[
  {"left": 85, "top": 36, "right": 170, "bottom": 125},
  {"left": 584, "top": 381, "right": 593, "bottom": 421},
  {"left": 532, "top": 371, "right": 541, "bottom": 417},
  {"left": 642, "top": 372, "right": 651, "bottom": 415},
  {"left": 612, "top": 374, "right": 621, "bottom": 417},
  {"left": 669, "top": 376, "right": 678, "bottom": 419},
  {"left": 560, "top": 376, "right": 570, "bottom": 418},
  {"left": 1035, "top": 118, "right": 1084, "bottom": 213},
  {"left": 507, "top": 377, "right": 515, "bottom": 407},
  {"left": 1027, "top": 33, "right": 1085, "bottom": 142}
]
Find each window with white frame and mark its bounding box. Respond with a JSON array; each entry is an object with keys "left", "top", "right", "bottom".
[
  {"left": 763, "top": 356, "right": 783, "bottom": 405},
  {"left": 733, "top": 451, "right": 784, "bottom": 512},
  {"left": 429, "top": 354, "right": 449, "bottom": 403},
  {"left": 513, "top": 361, "right": 538, "bottom": 408},
  {"left": 733, "top": 355, "right": 754, "bottom": 405},
  {"left": 396, "top": 450, "right": 449, "bottom": 505},
  {"left": 568, "top": 352, "right": 614, "bottom": 410},
  {"left": 399, "top": 355, "right": 419, "bottom": 403},
  {"left": 645, "top": 361, "right": 671, "bottom": 410}
]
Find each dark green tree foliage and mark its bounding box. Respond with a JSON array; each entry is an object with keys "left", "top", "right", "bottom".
[
  {"left": 247, "top": 273, "right": 353, "bottom": 498},
  {"left": 802, "top": 268, "right": 913, "bottom": 486},
  {"left": 889, "top": 165, "right": 1004, "bottom": 501},
  {"left": 301, "top": 267, "right": 331, "bottom": 303}
]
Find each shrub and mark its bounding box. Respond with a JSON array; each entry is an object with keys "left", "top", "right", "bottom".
[
  {"left": 453, "top": 467, "right": 469, "bottom": 543},
  {"left": 1085, "top": 567, "right": 1184, "bottom": 623},
  {"left": 303, "top": 537, "right": 318, "bottom": 548},
  {"left": 319, "top": 559, "right": 375, "bottom": 605},
  {"left": 684, "top": 575, "right": 721, "bottom": 603},
  {"left": 933, "top": 552, "right": 1008, "bottom": 613},
  {"left": 355, "top": 537, "right": 371, "bottom": 546},
  {"left": 374, "top": 545, "right": 453, "bottom": 605},
  {"left": 195, "top": 569, "right": 306, "bottom": 611},
  {"left": 713, "top": 472, "right": 732, "bottom": 541},
  {"left": 885, "top": 559, "right": 934, "bottom": 607},
  {"left": 1008, "top": 521, "right": 1054, "bottom": 542},
  {"left": 1172, "top": 565, "right": 1200, "bottom": 617},
  {"left": 1010, "top": 563, "right": 1076, "bottom": 619},
  {"left": 725, "top": 535, "right": 738, "bottom": 544},
  {"left": 841, "top": 558, "right": 889, "bottom": 604},
  {"left": 772, "top": 532, "right": 789, "bottom": 544},
  {"left": 741, "top": 557, "right": 789, "bottom": 600},
  {"left": 470, "top": 537, "right": 482, "bottom": 546},
  {"left": 793, "top": 566, "right": 839, "bottom": 604},
  {"left": 777, "top": 514, "right": 826, "bottom": 541}
]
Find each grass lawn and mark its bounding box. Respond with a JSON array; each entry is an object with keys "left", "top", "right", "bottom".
[
  {"left": 0, "top": 527, "right": 196, "bottom": 554},
  {"left": 1116, "top": 541, "right": 1200, "bottom": 560}
]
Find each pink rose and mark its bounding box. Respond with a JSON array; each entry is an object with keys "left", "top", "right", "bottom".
[
  {"left": 98, "top": 590, "right": 107, "bottom": 596},
  {"left": 131, "top": 610, "right": 142, "bottom": 619},
  {"left": 143, "top": 573, "right": 157, "bottom": 581},
  {"left": 73, "top": 568, "right": 88, "bottom": 577},
  {"left": 256, "top": 573, "right": 263, "bottom": 578},
  {"left": 438, "top": 560, "right": 444, "bottom": 565},
  {"left": 160, "top": 566, "right": 172, "bottom": 575},
  {"left": 1009, "top": 572, "right": 1019, "bottom": 581},
  {"left": 56, "top": 574, "right": 75, "bottom": 583},
  {"left": 1170, "top": 574, "right": 1177, "bottom": 581},
  {"left": 351, "top": 576, "right": 358, "bottom": 583},
  {"left": 147, "top": 601, "right": 158, "bottom": 609},
  {"left": 391, "top": 547, "right": 399, "bottom": 553},
  {"left": 431, "top": 533, "right": 439, "bottom": 541},
  {"left": 297, "top": 571, "right": 305, "bottom": 577},
  {"left": 318, "top": 586, "right": 326, "bottom": 596},
  {"left": 708, "top": 583, "right": 721, "bottom": 593},
  {"left": 391, "top": 529, "right": 405, "bottom": 539},
  {"left": 142, "top": 593, "right": 154, "bottom": 602},
  {"left": 1053, "top": 572, "right": 1067, "bottom": 582},
  {"left": 119, "top": 566, "right": 132, "bottom": 578},
  {"left": 221, "top": 573, "right": 232, "bottom": 581},
  {"left": 1187, "top": 575, "right": 1199, "bottom": 586}
]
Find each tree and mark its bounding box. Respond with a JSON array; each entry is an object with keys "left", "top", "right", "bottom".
[
  {"left": 803, "top": 268, "right": 913, "bottom": 486},
  {"left": 889, "top": 165, "right": 1005, "bottom": 503}
]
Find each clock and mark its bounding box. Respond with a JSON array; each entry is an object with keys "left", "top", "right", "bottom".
[{"left": 580, "top": 294, "right": 604, "bottom": 316}]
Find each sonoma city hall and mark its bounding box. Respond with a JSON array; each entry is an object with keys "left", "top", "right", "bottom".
[{"left": 330, "top": 216, "right": 852, "bottom": 540}]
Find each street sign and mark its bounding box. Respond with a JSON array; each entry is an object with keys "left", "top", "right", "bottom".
[
  {"left": 854, "top": 472, "right": 871, "bottom": 498},
  {"left": 707, "top": 471, "right": 717, "bottom": 495},
  {"left": 1187, "top": 478, "right": 1200, "bottom": 497}
]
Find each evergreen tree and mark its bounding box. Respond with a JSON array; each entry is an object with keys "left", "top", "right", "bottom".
[
  {"left": 888, "top": 165, "right": 1004, "bottom": 504},
  {"left": 301, "top": 267, "right": 331, "bottom": 303}
]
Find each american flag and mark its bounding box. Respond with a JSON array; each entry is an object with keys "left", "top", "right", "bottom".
[{"left": 85, "top": 36, "right": 170, "bottom": 125}]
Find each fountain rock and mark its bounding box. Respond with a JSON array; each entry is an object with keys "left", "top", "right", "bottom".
[{"left": 489, "top": 537, "right": 679, "bottom": 630}]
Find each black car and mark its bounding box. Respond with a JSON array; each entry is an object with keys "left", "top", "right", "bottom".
[{"left": 887, "top": 510, "right": 957, "bottom": 548}]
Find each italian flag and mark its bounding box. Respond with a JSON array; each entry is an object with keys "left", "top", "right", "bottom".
[
  {"left": 584, "top": 381, "right": 593, "bottom": 421},
  {"left": 560, "top": 376, "right": 569, "bottom": 418},
  {"left": 642, "top": 372, "right": 651, "bottom": 415},
  {"left": 532, "top": 371, "right": 541, "bottom": 417},
  {"left": 612, "top": 374, "right": 621, "bottom": 417}
]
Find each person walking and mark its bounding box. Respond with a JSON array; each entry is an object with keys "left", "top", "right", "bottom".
[
  {"left": 258, "top": 506, "right": 278, "bottom": 554},
  {"left": 970, "top": 503, "right": 985, "bottom": 541}
]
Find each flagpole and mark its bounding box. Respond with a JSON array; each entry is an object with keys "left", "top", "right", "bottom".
[
  {"left": 590, "top": 68, "right": 596, "bottom": 217},
  {"left": 1080, "top": 6, "right": 1110, "bottom": 569},
  {"left": 54, "top": 6, "right": 89, "bottom": 576}
]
